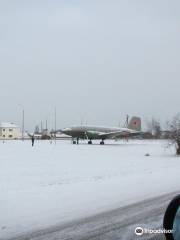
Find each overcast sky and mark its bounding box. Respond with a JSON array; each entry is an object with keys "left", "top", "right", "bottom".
[{"left": 0, "top": 0, "right": 180, "bottom": 130}]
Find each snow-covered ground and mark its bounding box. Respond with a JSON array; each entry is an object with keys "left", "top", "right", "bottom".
[{"left": 0, "top": 140, "right": 179, "bottom": 239}]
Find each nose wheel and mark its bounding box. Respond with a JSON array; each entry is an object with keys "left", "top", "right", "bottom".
[
  {"left": 88, "top": 140, "right": 92, "bottom": 144},
  {"left": 72, "top": 138, "right": 79, "bottom": 144},
  {"left": 100, "top": 140, "right": 104, "bottom": 145}
]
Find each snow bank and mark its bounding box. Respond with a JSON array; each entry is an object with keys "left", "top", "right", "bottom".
[{"left": 0, "top": 140, "right": 179, "bottom": 238}]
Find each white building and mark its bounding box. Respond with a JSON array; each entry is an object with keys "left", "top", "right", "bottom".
[{"left": 0, "top": 122, "right": 21, "bottom": 139}]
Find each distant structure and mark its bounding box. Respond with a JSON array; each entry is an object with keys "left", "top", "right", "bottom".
[
  {"left": 41, "top": 128, "right": 51, "bottom": 140},
  {"left": 0, "top": 122, "right": 21, "bottom": 139}
]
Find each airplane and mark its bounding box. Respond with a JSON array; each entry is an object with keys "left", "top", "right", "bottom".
[{"left": 55, "top": 116, "right": 142, "bottom": 145}]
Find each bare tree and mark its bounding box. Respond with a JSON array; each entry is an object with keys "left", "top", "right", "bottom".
[
  {"left": 167, "top": 114, "right": 180, "bottom": 155},
  {"left": 34, "top": 125, "right": 40, "bottom": 134},
  {"left": 152, "top": 118, "right": 161, "bottom": 139},
  {"left": 145, "top": 118, "right": 161, "bottom": 139}
]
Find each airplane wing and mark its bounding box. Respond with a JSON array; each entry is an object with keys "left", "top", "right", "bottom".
[
  {"left": 26, "top": 132, "right": 33, "bottom": 138},
  {"left": 85, "top": 131, "right": 105, "bottom": 139},
  {"left": 98, "top": 130, "right": 141, "bottom": 139},
  {"left": 26, "top": 132, "right": 42, "bottom": 139}
]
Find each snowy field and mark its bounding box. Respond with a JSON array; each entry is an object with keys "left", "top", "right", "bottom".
[{"left": 0, "top": 140, "right": 180, "bottom": 239}]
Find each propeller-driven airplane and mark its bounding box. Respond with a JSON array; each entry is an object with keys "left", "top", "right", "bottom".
[{"left": 56, "top": 116, "right": 142, "bottom": 144}]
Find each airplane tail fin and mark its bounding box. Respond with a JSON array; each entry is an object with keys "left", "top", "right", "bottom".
[{"left": 128, "top": 117, "right": 141, "bottom": 131}]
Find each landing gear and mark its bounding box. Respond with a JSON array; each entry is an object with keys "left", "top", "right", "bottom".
[
  {"left": 100, "top": 140, "right": 104, "bottom": 145},
  {"left": 88, "top": 140, "right": 92, "bottom": 144},
  {"left": 72, "top": 137, "right": 79, "bottom": 144}
]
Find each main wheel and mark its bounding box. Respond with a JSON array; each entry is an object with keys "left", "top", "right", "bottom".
[
  {"left": 100, "top": 140, "right": 104, "bottom": 145},
  {"left": 73, "top": 140, "right": 76, "bottom": 144},
  {"left": 88, "top": 140, "right": 92, "bottom": 144}
]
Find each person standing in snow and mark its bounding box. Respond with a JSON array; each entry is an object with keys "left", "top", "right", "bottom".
[{"left": 31, "top": 135, "right": 35, "bottom": 147}]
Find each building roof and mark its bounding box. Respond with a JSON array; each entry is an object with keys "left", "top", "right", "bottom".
[{"left": 0, "top": 122, "right": 20, "bottom": 128}]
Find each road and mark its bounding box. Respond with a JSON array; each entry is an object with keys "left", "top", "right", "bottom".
[{"left": 7, "top": 191, "right": 178, "bottom": 240}]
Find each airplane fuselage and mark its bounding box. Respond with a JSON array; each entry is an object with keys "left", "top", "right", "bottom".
[
  {"left": 62, "top": 125, "right": 135, "bottom": 140},
  {"left": 57, "top": 116, "right": 141, "bottom": 144}
]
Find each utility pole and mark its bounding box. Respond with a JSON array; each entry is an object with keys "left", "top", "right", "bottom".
[
  {"left": 46, "top": 119, "right": 48, "bottom": 130},
  {"left": 124, "top": 114, "right": 129, "bottom": 127},
  {"left": 54, "top": 107, "right": 57, "bottom": 144},
  {"left": 18, "top": 104, "right": 25, "bottom": 141},
  {"left": 41, "top": 121, "right": 43, "bottom": 133},
  {"left": 22, "top": 109, "right": 24, "bottom": 141},
  {"left": 126, "top": 114, "right": 129, "bottom": 127}
]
